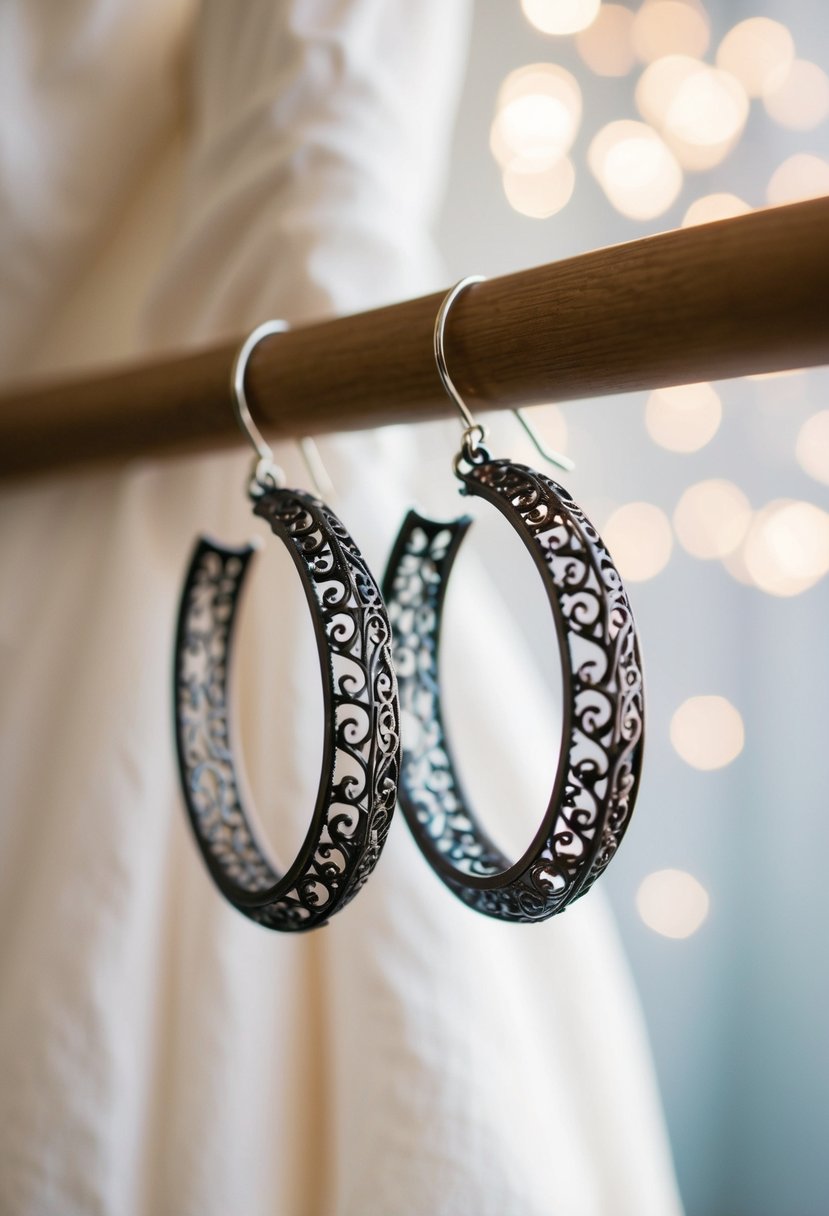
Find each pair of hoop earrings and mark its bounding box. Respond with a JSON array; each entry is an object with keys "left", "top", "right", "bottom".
[{"left": 173, "top": 278, "right": 645, "bottom": 930}]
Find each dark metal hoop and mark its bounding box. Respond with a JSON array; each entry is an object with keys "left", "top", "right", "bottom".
[
  {"left": 174, "top": 487, "right": 400, "bottom": 931},
  {"left": 382, "top": 458, "right": 644, "bottom": 924}
]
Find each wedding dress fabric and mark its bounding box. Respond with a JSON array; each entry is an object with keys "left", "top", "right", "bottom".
[{"left": 0, "top": 2, "right": 683, "bottom": 1213}]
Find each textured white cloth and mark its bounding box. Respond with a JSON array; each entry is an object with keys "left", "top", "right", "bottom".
[{"left": 0, "top": 3, "right": 683, "bottom": 1213}]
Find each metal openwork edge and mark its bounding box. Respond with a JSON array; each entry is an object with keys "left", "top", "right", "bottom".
[
  {"left": 174, "top": 487, "right": 400, "bottom": 931},
  {"left": 383, "top": 459, "right": 644, "bottom": 924}
]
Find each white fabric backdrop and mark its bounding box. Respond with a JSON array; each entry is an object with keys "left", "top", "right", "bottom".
[{"left": 0, "top": 2, "right": 682, "bottom": 1212}]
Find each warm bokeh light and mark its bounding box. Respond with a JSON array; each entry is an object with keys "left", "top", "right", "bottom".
[
  {"left": 742, "top": 500, "right": 829, "bottom": 596},
  {"left": 667, "top": 67, "right": 748, "bottom": 145},
  {"left": 632, "top": 0, "right": 710, "bottom": 63},
  {"left": 575, "top": 4, "right": 636, "bottom": 77},
  {"left": 670, "top": 695, "right": 745, "bottom": 770},
  {"left": 502, "top": 157, "right": 575, "bottom": 217},
  {"left": 521, "top": 0, "right": 600, "bottom": 36},
  {"left": 667, "top": 68, "right": 748, "bottom": 170},
  {"left": 497, "top": 62, "right": 583, "bottom": 112},
  {"left": 766, "top": 153, "right": 829, "bottom": 205},
  {"left": 763, "top": 59, "right": 829, "bottom": 130},
  {"left": 602, "top": 501, "right": 673, "bottom": 580},
  {"left": 796, "top": 411, "right": 829, "bottom": 487},
  {"left": 673, "top": 479, "right": 752, "bottom": 559},
  {"left": 720, "top": 544, "right": 755, "bottom": 586},
  {"left": 588, "top": 120, "right": 682, "bottom": 219},
  {"left": 491, "top": 65, "right": 582, "bottom": 172},
  {"left": 645, "top": 382, "right": 721, "bottom": 452},
  {"left": 636, "top": 56, "right": 748, "bottom": 171},
  {"left": 637, "top": 869, "right": 710, "bottom": 939},
  {"left": 636, "top": 54, "right": 701, "bottom": 128},
  {"left": 682, "top": 192, "right": 751, "bottom": 226},
  {"left": 716, "top": 17, "right": 795, "bottom": 98}
]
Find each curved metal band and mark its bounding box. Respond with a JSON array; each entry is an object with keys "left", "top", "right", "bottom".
[
  {"left": 382, "top": 459, "right": 644, "bottom": 924},
  {"left": 174, "top": 487, "right": 400, "bottom": 931}
]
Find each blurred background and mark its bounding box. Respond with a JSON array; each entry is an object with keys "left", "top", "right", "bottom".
[{"left": 434, "top": 3, "right": 829, "bottom": 1214}]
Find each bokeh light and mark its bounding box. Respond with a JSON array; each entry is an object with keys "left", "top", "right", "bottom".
[
  {"left": 632, "top": 0, "right": 710, "bottom": 63},
  {"left": 720, "top": 544, "right": 755, "bottom": 587},
  {"left": 575, "top": 4, "right": 636, "bottom": 77},
  {"left": 670, "top": 695, "right": 745, "bottom": 770},
  {"left": 666, "top": 67, "right": 748, "bottom": 150},
  {"left": 796, "top": 411, "right": 829, "bottom": 486},
  {"left": 637, "top": 869, "right": 710, "bottom": 939},
  {"left": 602, "top": 501, "right": 673, "bottom": 580},
  {"left": 521, "top": 0, "right": 600, "bottom": 36},
  {"left": 588, "top": 120, "right": 682, "bottom": 219},
  {"left": 716, "top": 17, "right": 795, "bottom": 97},
  {"left": 763, "top": 59, "right": 829, "bottom": 130},
  {"left": 673, "top": 479, "right": 752, "bottom": 559},
  {"left": 766, "top": 153, "right": 829, "bottom": 205},
  {"left": 636, "top": 54, "right": 702, "bottom": 128},
  {"left": 491, "top": 65, "right": 582, "bottom": 172},
  {"left": 645, "top": 382, "right": 721, "bottom": 451},
  {"left": 636, "top": 56, "right": 748, "bottom": 171},
  {"left": 682, "top": 193, "right": 751, "bottom": 226},
  {"left": 502, "top": 157, "right": 575, "bottom": 217},
  {"left": 742, "top": 500, "right": 829, "bottom": 596}
]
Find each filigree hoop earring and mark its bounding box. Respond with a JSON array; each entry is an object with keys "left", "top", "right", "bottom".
[
  {"left": 174, "top": 321, "right": 400, "bottom": 931},
  {"left": 383, "top": 278, "right": 644, "bottom": 924}
]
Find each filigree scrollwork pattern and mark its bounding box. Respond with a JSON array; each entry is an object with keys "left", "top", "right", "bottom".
[
  {"left": 174, "top": 487, "right": 400, "bottom": 932},
  {"left": 382, "top": 459, "right": 644, "bottom": 924}
]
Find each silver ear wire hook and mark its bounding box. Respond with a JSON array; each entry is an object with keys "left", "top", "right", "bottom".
[
  {"left": 434, "top": 275, "right": 491, "bottom": 468},
  {"left": 231, "top": 319, "right": 289, "bottom": 495},
  {"left": 435, "top": 275, "right": 573, "bottom": 475},
  {"left": 231, "top": 320, "right": 337, "bottom": 499},
  {"left": 434, "top": 275, "right": 486, "bottom": 433}
]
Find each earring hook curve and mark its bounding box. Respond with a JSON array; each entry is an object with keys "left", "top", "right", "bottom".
[
  {"left": 231, "top": 320, "right": 336, "bottom": 499},
  {"left": 434, "top": 275, "right": 486, "bottom": 434},
  {"left": 435, "top": 276, "right": 574, "bottom": 474},
  {"left": 434, "top": 276, "right": 491, "bottom": 468},
  {"left": 231, "top": 319, "right": 289, "bottom": 494}
]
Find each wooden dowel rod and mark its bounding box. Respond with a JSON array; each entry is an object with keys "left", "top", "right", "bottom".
[{"left": 1, "top": 198, "right": 828, "bottom": 481}]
